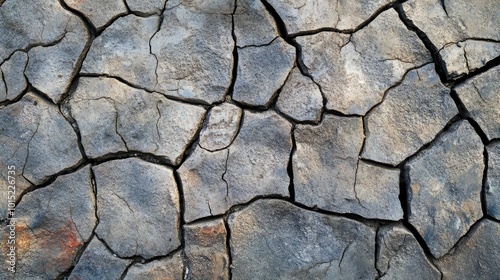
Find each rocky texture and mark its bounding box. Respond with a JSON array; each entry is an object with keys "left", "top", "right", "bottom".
[
  {"left": 81, "top": 15, "right": 159, "bottom": 91},
  {"left": 151, "top": 0, "right": 234, "bottom": 104},
  {"left": 234, "top": 0, "right": 279, "bottom": 47},
  {"left": 0, "top": 51, "right": 28, "bottom": 102},
  {"left": 0, "top": 93, "right": 82, "bottom": 186},
  {"left": 64, "top": 0, "right": 128, "bottom": 30},
  {"left": 123, "top": 252, "right": 184, "bottom": 280},
  {"left": 297, "top": 9, "right": 431, "bottom": 115},
  {"left": 199, "top": 103, "right": 242, "bottom": 151},
  {"left": 2, "top": 167, "right": 96, "bottom": 279},
  {"left": 184, "top": 219, "right": 229, "bottom": 280},
  {"left": 455, "top": 65, "right": 500, "bottom": 141},
  {"left": 377, "top": 224, "right": 441, "bottom": 279},
  {"left": 405, "top": 121, "right": 484, "bottom": 258},
  {"left": 486, "top": 143, "right": 500, "bottom": 220},
  {"left": 126, "top": 0, "right": 166, "bottom": 15},
  {"left": 233, "top": 38, "right": 295, "bottom": 107},
  {"left": 93, "top": 158, "right": 180, "bottom": 259},
  {"left": 402, "top": 0, "right": 500, "bottom": 79},
  {"left": 69, "top": 77, "right": 206, "bottom": 164},
  {"left": 69, "top": 237, "right": 131, "bottom": 280},
  {"left": 436, "top": 219, "right": 500, "bottom": 279},
  {"left": 229, "top": 199, "right": 378, "bottom": 279},
  {"left": 276, "top": 67, "right": 323, "bottom": 123},
  {"left": 362, "top": 64, "right": 457, "bottom": 165},
  {"left": 264, "top": 0, "right": 395, "bottom": 34}
]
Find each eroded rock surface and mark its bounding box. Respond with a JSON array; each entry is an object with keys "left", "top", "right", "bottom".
[
  {"left": 64, "top": 0, "right": 128, "bottom": 30},
  {"left": 486, "top": 142, "right": 500, "bottom": 220},
  {"left": 234, "top": 0, "right": 279, "bottom": 47},
  {"left": 126, "top": 0, "right": 166, "bottom": 15},
  {"left": 123, "top": 252, "right": 184, "bottom": 280},
  {"left": 0, "top": 51, "right": 28, "bottom": 102},
  {"left": 199, "top": 103, "right": 242, "bottom": 151}
]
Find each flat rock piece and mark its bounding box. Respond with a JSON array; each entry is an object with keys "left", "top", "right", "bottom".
[
  {"left": 69, "top": 77, "right": 206, "bottom": 164},
  {"left": 124, "top": 252, "right": 184, "bottom": 280},
  {"left": 264, "top": 0, "right": 395, "bottom": 35},
  {"left": 69, "top": 237, "right": 131, "bottom": 280},
  {"left": 455, "top": 65, "right": 500, "bottom": 141},
  {"left": 81, "top": 15, "right": 159, "bottom": 91},
  {"left": 486, "top": 142, "right": 500, "bottom": 220},
  {"left": 199, "top": 103, "right": 242, "bottom": 151},
  {"left": 0, "top": 167, "right": 96, "bottom": 280},
  {"left": 233, "top": 38, "right": 295, "bottom": 107},
  {"left": 436, "top": 219, "right": 500, "bottom": 279},
  {"left": 228, "top": 199, "right": 378, "bottom": 279},
  {"left": 276, "top": 67, "right": 323, "bottom": 123},
  {"left": 234, "top": 0, "right": 279, "bottom": 47},
  {"left": 0, "top": 51, "right": 28, "bottom": 102},
  {"left": 93, "top": 158, "right": 180, "bottom": 259},
  {"left": 405, "top": 120, "right": 484, "bottom": 258},
  {"left": 362, "top": 64, "right": 457, "bottom": 165},
  {"left": 64, "top": 0, "right": 128, "bottom": 30},
  {"left": 151, "top": 0, "right": 234, "bottom": 104},
  {"left": 126, "top": 0, "right": 166, "bottom": 15},
  {"left": 184, "top": 219, "right": 229, "bottom": 280},
  {"left": 377, "top": 224, "right": 441, "bottom": 279},
  {"left": 297, "top": 9, "right": 430, "bottom": 115}
]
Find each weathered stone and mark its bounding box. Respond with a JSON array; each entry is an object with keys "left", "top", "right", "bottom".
[
  {"left": 297, "top": 9, "right": 430, "bottom": 115},
  {"left": 184, "top": 219, "right": 229, "bottom": 280},
  {"left": 69, "top": 237, "right": 131, "bottom": 280},
  {"left": 402, "top": 0, "right": 500, "bottom": 79},
  {"left": 228, "top": 199, "right": 378, "bottom": 279},
  {"left": 362, "top": 64, "right": 457, "bottom": 165},
  {"left": 199, "top": 103, "right": 242, "bottom": 151},
  {"left": 82, "top": 15, "right": 159, "bottom": 90},
  {"left": 233, "top": 38, "right": 295, "bottom": 107},
  {"left": 405, "top": 120, "right": 484, "bottom": 258},
  {"left": 64, "top": 0, "right": 128, "bottom": 30},
  {"left": 93, "top": 158, "right": 180, "bottom": 259},
  {"left": 276, "top": 67, "right": 323, "bottom": 123},
  {"left": 377, "top": 224, "right": 441, "bottom": 279},
  {"left": 455, "top": 65, "right": 500, "bottom": 141},
  {"left": 124, "top": 252, "right": 184, "bottom": 280},
  {"left": 179, "top": 147, "right": 229, "bottom": 222},
  {"left": 69, "top": 77, "right": 206, "bottom": 164},
  {"left": 225, "top": 110, "right": 292, "bottom": 205},
  {"left": 126, "top": 0, "right": 166, "bottom": 15},
  {"left": 0, "top": 51, "right": 28, "bottom": 102},
  {"left": 440, "top": 41, "right": 500, "bottom": 79},
  {"left": 234, "top": 0, "right": 279, "bottom": 47},
  {"left": 151, "top": 1, "right": 234, "bottom": 104},
  {"left": 436, "top": 219, "right": 500, "bottom": 279},
  {"left": 486, "top": 142, "right": 500, "bottom": 220},
  {"left": 2, "top": 167, "right": 96, "bottom": 279},
  {"left": 293, "top": 115, "right": 364, "bottom": 213},
  {"left": 0, "top": 92, "right": 82, "bottom": 186},
  {"left": 264, "top": 0, "right": 395, "bottom": 35}
]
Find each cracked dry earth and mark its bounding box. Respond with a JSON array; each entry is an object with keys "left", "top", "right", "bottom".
[{"left": 0, "top": 0, "right": 499, "bottom": 279}]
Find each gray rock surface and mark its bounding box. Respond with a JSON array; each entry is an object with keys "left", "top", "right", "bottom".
[
  {"left": 0, "top": 51, "right": 28, "bottom": 102},
  {"left": 199, "top": 103, "right": 242, "bottom": 151},
  {"left": 81, "top": 15, "right": 159, "bottom": 90},
  {"left": 362, "top": 64, "right": 457, "bottom": 165},
  {"left": 5, "top": 167, "right": 96, "bottom": 280},
  {"left": 151, "top": 0, "right": 234, "bottom": 104},
  {"left": 233, "top": 38, "right": 295, "bottom": 107},
  {"left": 264, "top": 0, "right": 395, "bottom": 34},
  {"left": 184, "top": 219, "right": 229, "bottom": 280},
  {"left": 486, "top": 142, "right": 500, "bottom": 220},
  {"left": 234, "top": 0, "right": 279, "bottom": 47},
  {"left": 297, "top": 9, "right": 431, "bottom": 115},
  {"left": 436, "top": 219, "right": 500, "bottom": 280},
  {"left": 276, "top": 67, "right": 323, "bottom": 123},
  {"left": 455, "top": 65, "right": 500, "bottom": 141},
  {"left": 377, "top": 224, "right": 441, "bottom": 279},
  {"left": 402, "top": 0, "right": 500, "bottom": 79},
  {"left": 93, "top": 158, "right": 180, "bottom": 259},
  {"left": 124, "top": 252, "right": 184, "bottom": 280},
  {"left": 64, "top": 0, "right": 128, "bottom": 30},
  {"left": 69, "top": 77, "right": 206, "bottom": 164},
  {"left": 293, "top": 115, "right": 364, "bottom": 212},
  {"left": 126, "top": 0, "right": 166, "bottom": 15},
  {"left": 405, "top": 120, "right": 484, "bottom": 258},
  {"left": 225, "top": 110, "right": 292, "bottom": 205},
  {"left": 228, "top": 199, "right": 378, "bottom": 279},
  {"left": 69, "top": 237, "right": 131, "bottom": 280},
  {"left": 0, "top": 92, "right": 82, "bottom": 186}
]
